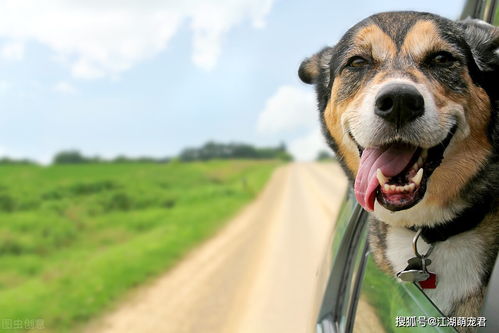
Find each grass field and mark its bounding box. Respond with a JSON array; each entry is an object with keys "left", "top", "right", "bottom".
[{"left": 0, "top": 160, "right": 279, "bottom": 332}]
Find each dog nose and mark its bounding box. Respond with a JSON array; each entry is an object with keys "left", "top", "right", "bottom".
[{"left": 375, "top": 84, "right": 424, "bottom": 128}]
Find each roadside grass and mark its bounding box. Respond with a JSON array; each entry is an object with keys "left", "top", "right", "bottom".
[{"left": 0, "top": 160, "right": 279, "bottom": 332}]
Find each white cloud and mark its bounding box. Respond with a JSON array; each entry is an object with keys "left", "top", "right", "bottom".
[
  {"left": 257, "top": 85, "right": 317, "bottom": 133},
  {"left": 0, "top": 0, "right": 274, "bottom": 79},
  {"left": 190, "top": 0, "right": 272, "bottom": 70},
  {"left": 288, "top": 127, "right": 329, "bottom": 161},
  {"left": 257, "top": 85, "right": 332, "bottom": 161},
  {"left": 0, "top": 41, "right": 24, "bottom": 61},
  {"left": 53, "top": 81, "right": 77, "bottom": 94}
]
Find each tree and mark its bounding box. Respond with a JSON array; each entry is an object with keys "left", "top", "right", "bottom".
[
  {"left": 0, "top": 157, "right": 35, "bottom": 165},
  {"left": 178, "top": 142, "right": 293, "bottom": 161},
  {"left": 316, "top": 150, "right": 335, "bottom": 161},
  {"left": 53, "top": 150, "right": 88, "bottom": 164}
]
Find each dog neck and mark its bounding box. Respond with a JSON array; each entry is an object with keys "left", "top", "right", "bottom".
[
  {"left": 371, "top": 181, "right": 495, "bottom": 240},
  {"left": 406, "top": 196, "right": 491, "bottom": 243}
]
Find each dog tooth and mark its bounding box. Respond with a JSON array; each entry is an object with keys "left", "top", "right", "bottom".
[
  {"left": 417, "top": 156, "right": 423, "bottom": 166},
  {"left": 404, "top": 184, "right": 410, "bottom": 191},
  {"left": 421, "top": 149, "right": 428, "bottom": 160},
  {"left": 412, "top": 168, "right": 423, "bottom": 186},
  {"left": 376, "top": 168, "right": 388, "bottom": 186},
  {"left": 384, "top": 184, "right": 390, "bottom": 191},
  {"left": 412, "top": 162, "right": 418, "bottom": 170},
  {"left": 398, "top": 186, "right": 405, "bottom": 192},
  {"left": 408, "top": 183, "right": 416, "bottom": 191},
  {"left": 390, "top": 185, "right": 396, "bottom": 191}
]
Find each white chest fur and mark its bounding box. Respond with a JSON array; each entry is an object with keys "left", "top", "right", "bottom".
[{"left": 385, "top": 227, "right": 485, "bottom": 314}]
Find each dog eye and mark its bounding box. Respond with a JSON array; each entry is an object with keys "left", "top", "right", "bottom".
[
  {"left": 428, "top": 52, "right": 456, "bottom": 66},
  {"left": 347, "top": 56, "right": 369, "bottom": 68}
]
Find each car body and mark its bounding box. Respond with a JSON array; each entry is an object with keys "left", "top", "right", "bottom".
[{"left": 315, "top": 1, "right": 499, "bottom": 332}]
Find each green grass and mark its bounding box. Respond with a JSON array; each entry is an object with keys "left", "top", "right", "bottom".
[{"left": 0, "top": 160, "right": 279, "bottom": 332}]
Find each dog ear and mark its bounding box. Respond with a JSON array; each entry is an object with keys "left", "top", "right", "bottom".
[
  {"left": 459, "top": 18, "right": 499, "bottom": 73},
  {"left": 298, "top": 47, "right": 334, "bottom": 85}
]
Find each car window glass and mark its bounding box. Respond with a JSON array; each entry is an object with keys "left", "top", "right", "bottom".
[
  {"left": 337, "top": 228, "right": 369, "bottom": 332},
  {"left": 353, "top": 255, "right": 457, "bottom": 333}
]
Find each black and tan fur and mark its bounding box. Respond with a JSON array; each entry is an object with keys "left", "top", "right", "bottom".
[{"left": 299, "top": 11, "right": 498, "bottom": 332}]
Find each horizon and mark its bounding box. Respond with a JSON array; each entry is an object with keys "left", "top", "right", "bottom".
[{"left": 1, "top": 140, "right": 299, "bottom": 165}]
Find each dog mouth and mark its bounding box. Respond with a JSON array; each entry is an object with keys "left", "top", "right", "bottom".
[{"left": 353, "top": 125, "right": 457, "bottom": 212}]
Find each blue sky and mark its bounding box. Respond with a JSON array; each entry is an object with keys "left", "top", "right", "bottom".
[{"left": 0, "top": 0, "right": 464, "bottom": 163}]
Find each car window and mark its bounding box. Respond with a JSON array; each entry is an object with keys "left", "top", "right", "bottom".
[
  {"left": 337, "top": 227, "right": 369, "bottom": 333},
  {"left": 316, "top": 194, "right": 369, "bottom": 333},
  {"left": 353, "top": 254, "right": 457, "bottom": 333}
]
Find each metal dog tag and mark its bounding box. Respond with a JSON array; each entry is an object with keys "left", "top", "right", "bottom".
[
  {"left": 397, "top": 257, "right": 431, "bottom": 282},
  {"left": 396, "top": 229, "right": 437, "bottom": 285}
]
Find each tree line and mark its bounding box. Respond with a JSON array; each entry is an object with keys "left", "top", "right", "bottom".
[
  {"left": 178, "top": 142, "right": 292, "bottom": 162},
  {"left": 0, "top": 141, "right": 293, "bottom": 165},
  {"left": 0, "top": 143, "right": 340, "bottom": 165},
  {"left": 51, "top": 151, "right": 171, "bottom": 165}
]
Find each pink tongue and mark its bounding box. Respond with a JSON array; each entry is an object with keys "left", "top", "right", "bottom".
[{"left": 354, "top": 144, "right": 417, "bottom": 211}]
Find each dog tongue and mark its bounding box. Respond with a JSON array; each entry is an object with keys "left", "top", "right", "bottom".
[{"left": 354, "top": 144, "right": 417, "bottom": 211}]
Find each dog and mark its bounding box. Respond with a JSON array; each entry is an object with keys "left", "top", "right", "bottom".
[{"left": 299, "top": 11, "right": 498, "bottom": 331}]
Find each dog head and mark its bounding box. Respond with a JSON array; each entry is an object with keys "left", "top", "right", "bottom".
[{"left": 299, "top": 12, "right": 498, "bottom": 227}]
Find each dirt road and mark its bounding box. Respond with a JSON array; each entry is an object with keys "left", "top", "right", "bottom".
[{"left": 87, "top": 163, "right": 348, "bottom": 333}]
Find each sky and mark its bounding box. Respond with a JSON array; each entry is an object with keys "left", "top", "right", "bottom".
[{"left": 0, "top": 0, "right": 464, "bottom": 163}]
